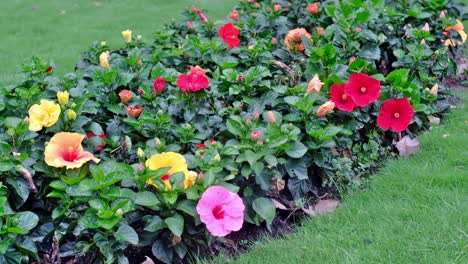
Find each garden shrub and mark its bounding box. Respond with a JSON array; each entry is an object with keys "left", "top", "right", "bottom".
[{"left": 0, "top": 0, "right": 465, "bottom": 263}]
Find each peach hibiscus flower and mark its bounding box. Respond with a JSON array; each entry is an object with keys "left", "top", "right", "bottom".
[
  {"left": 45, "top": 132, "right": 100, "bottom": 169},
  {"left": 284, "top": 28, "right": 311, "bottom": 51}
]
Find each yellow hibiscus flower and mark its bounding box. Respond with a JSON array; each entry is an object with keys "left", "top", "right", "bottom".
[
  {"left": 28, "top": 100, "right": 61, "bottom": 131},
  {"left": 146, "top": 152, "right": 189, "bottom": 191}
]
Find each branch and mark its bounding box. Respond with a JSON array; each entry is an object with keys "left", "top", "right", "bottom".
[{"left": 17, "top": 166, "right": 37, "bottom": 191}]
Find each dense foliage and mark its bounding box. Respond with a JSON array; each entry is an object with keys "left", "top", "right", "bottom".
[{"left": 0, "top": 0, "right": 465, "bottom": 263}]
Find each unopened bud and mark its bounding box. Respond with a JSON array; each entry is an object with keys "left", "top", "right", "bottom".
[
  {"left": 267, "top": 111, "right": 276, "bottom": 123},
  {"left": 137, "top": 148, "right": 144, "bottom": 158},
  {"left": 67, "top": 110, "right": 77, "bottom": 120}
]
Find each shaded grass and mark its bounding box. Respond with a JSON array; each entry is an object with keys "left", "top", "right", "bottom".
[
  {"left": 211, "top": 92, "right": 468, "bottom": 263},
  {"left": 0, "top": 0, "right": 236, "bottom": 86}
]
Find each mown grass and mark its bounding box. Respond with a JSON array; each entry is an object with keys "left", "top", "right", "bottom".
[
  {"left": 210, "top": 92, "right": 468, "bottom": 263},
  {"left": 0, "top": 0, "right": 236, "bottom": 86}
]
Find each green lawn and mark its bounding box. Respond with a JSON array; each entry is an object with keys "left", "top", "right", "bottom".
[
  {"left": 210, "top": 92, "right": 468, "bottom": 263},
  {"left": 0, "top": 0, "right": 236, "bottom": 87}
]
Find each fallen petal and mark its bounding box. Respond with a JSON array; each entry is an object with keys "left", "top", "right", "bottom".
[
  {"left": 303, "top": 199, "right": 340, "bottom": 217},
  {"left": 395, "top": 135, "right": 420, "bottom": 156},
  {"left": 271, "top": 199, "right": 288, "bottom": 210}
]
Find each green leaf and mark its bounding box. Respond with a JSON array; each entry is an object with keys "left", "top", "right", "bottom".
[
  {"left": 16, "top": 211, "right": 39, "bottom": 234},
  {"left": 356, "top": 46, "right": 381, "bottom": 61},
  {"left": 285, "top": 141, "right": 308, "bottom": 158},
  {"left": 285, "top": 159, "right": 308, "bottom": 180},
  {"left": 135, "top": 191, "right": 160, "bottom": 207},
  {"left": 164, "top": 213, "right": 184, "bottom": 236},
  {"left": 116, "top": 224, "right": 139, "bottom": 245},
  {"left": 144, "top": 216, "right": 166, "bottom": 232},
  {"left": 226, "top": 118, "right": 243, "bottom": 136},
  {"left": 252, "top": 198, "right": 276, "bottom": 224},
  {"left": 176, "top": 200, "right": 197, "bottom": 216},
  {"left": 152, "top": 240, "right": 173, "bottom": 264}
]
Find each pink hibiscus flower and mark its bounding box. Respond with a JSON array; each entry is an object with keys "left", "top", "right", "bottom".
[{"left": 196, "top": 186, "right": 245, "bottom": 237}]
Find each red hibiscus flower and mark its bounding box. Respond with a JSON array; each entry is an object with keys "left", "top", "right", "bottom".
[
  {"left": 177, "top": 66, "right": 210, "bottom": 92},
  {"left": 330, "top": 84, "right": 356, "bottom": 112},
  {"left": 377, "top": 98, "right": 414, "bottom": 132},
  {"left": 86, "top": 132, "right": 107, "bottom": 150},
  {"left": 196, "top": 144, "right": 207, "bottom": 150},
  {"left": 344, "top": 73, "right": 381, "bottom": 107},
  {"left": 219, "top": 23, "right": 240, "bottom": 49},
  {"left": 153, "top": 76, "right": 166, "bottom": 93}
]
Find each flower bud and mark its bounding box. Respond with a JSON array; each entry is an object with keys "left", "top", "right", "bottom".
[
  {"left": 430, "top": 84, "right": 439, "bottom": 96},
  {"left": 7, "top": 128, "right": 15, "bottom": 136},
  {"left": 253, "top": 111, "right": 260, "bottom": 119},
  {"left": 354, "top": 27, "right": 362, "bottom": 33},
  {"left": 186, "top": 21, "right": 193, "bottom": 29},
  {"left": 67, "top": 110, "right": 77, "bottom": 120},
  {"left": 316, "top": 26, "right": 326, "bottom": 36},
  {"left": 229, "top": 10, "right": 239, "bottom": 21},
  {"left": 137, "top": 35, "right": 142, "bottom": 41},
  {"left": 306, "top": 2, "right": 319, "bottom": 15},
  {"left": 420, "top": 39, "right": 426, "bottom": 45},
  {"left": 137, "top": 148, "right": 144, "bottom": 158},
  {"left": 422, "top": 23, "right": 430, "bottom": 32},
  {"left": 115, "top": 208, "right": 124, "bottom": 216},
  {"left": 153, "top": 76, "right": 166, "bottom": 93},
  {"left": 137, "top": 163, "right": 145, "bottom": 171},
  {"left": 306, "top": 74, "right": 324, "bottom": 94},
  {"left": 100, "top": 41, "right": 107, "bottom": 46},
  {"left": 214, "top": 154, "right": 221, "bottom": 162},
  {"left": 267, "top": 111, "right": 276, "bottom": 123},
  {"left": 57, "top": 91, "right": 69, "bottom": 105},
  {"left": 99, "top": 51, "right": 111, "bottom": 69},
  {"left": 122, "top": 29, "right": 132, "bottom": 43},
  {"left": 349, "top": 56, "right": 356, "bottom": 64},
  {"left": 118, "top": 90, "right": 133, "bottom": 104},
  {"left": 272, "top": 37, "right": 278, "bottom": 44},
  {"left": 316, "top": 101, "right": 335, "bottom": 117},
  {"left": 274, "top": 4, "right": 282, "bottom": 11},
  {"left": 257, "top": 140, "right": 264, "bottom": 145},
  {"left": 45, "top": 66, "right": 53, "bottom": 74},
  {"left": 251, "top": 131, "right": 261, "bottom": 140},
  {"left": 126, "top": 106, "right": 143, "bottom": 118},
  {"left": 439, "top": 11, "right": 446, "bottom": 19},
  {"left": 155, "top": 138, "right": 161, "bottom": 145},
  {"left": 246, "top": 118, "right": 252, "bottom": 124}
]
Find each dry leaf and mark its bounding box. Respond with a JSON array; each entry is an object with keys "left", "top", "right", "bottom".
[
  {"left": 343, "top": 149, "right": 352, "bottom": 159},
  {"left": 331, "top": 147, "right": 340, "bottom": 156},
  {"left": 171, "top": 234, "right": 182, "bottom": 246},
  {"left": 395, "top": 135, "right": 420, "bottom": 156},
  {"left": 271, "top": 198, "right": 288, "bottom": 210},
  {"left": 302, "top": 199, "right": 340, "bottom": 217},
  {"left": 141, "top": 256, "right": 155, "bottom": 264},
  {"left": 270, "top": 177, "right": 285, "bottom": 193},
  {"left": 427, "top": 115, "right": 440, "bottom": 125}
]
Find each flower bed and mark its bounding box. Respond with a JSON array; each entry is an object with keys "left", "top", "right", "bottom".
[{"left": 0, "top": 0, "right": 465, "bottom": 263}]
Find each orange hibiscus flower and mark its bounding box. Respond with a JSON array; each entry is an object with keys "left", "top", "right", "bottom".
[
  {"left": 45, "top": 132, "right": 100, "bottom": 169},
  {"left": 284, "top": 28, "right": 311, "bottom": 51}
]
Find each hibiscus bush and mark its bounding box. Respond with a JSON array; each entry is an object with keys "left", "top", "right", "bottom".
[{"left": 0, "top": 0, "right": 466, "bottom": 263}]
